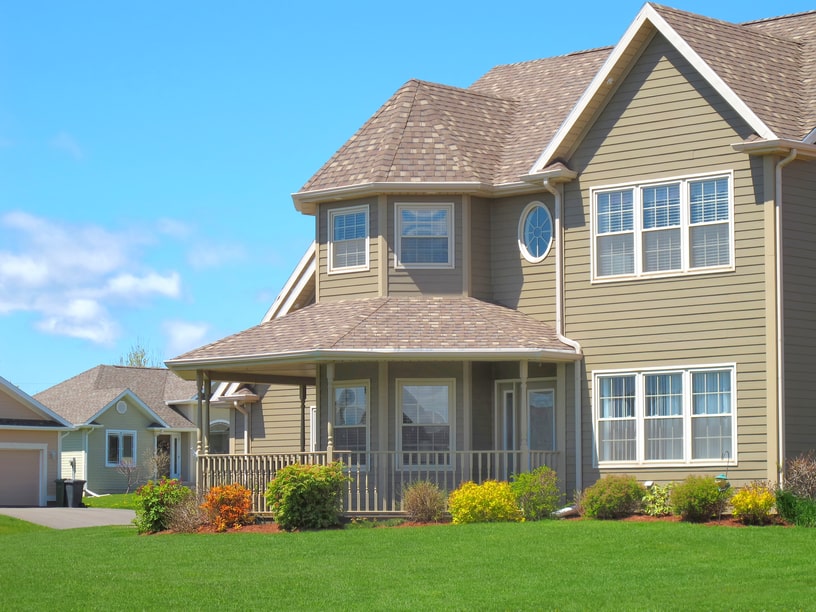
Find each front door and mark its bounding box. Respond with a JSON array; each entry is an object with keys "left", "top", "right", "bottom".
[
  {"left": 156, "top": 434, "right": 181, "bottom": 479},
  {"left": 496, "top": 382, "right": 556, "bottom": 477}
]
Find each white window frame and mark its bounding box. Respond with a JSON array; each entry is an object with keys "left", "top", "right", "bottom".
[
  {"left": 592, "top": 364, "right": 736, "bottom": 468},
  {"left": 394, "top": 202, "right": 454, "bottom": 269},
  {"left": 328, "top": 205, "right": 369, "bottom": 273},
  {"left": 397, "top": 378, "right": 455, "bottom": 469},
  {"left": 591, "top": 171, "right": 734, "bottom": 282},
  {"left": 106, "top": 430, "right": 137, "bottom": 467},
  {"left": 518, "top": 201, "right": 554, "bottom": 263},
  {"left": 333, "top": 380, "right": 369, "bottom": 468}
]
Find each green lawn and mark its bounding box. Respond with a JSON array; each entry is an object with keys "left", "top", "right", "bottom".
[
  {"left": 81, "top": 493, "right": 137, "bottom": 510},
  {"left": 1, "top": 518, "right": 814, "bottom": 610}
]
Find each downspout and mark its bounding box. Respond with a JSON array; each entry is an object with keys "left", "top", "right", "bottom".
[
  {"left": 543, "top": 179, "right": 584, "bottom": 491},
  {"left": 775, "top": 149, "right": 798, "bottom": 484},
  {"left": 233, "top": 401, "right": 250, "bottom": 454}
]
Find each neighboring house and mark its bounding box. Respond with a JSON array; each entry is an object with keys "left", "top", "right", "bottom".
[
  {"left": 35, "top": 366, "right": 199, "bottom": 494},
  {"left": 0, "top": 375, "right": 73, "bottom": 506},
  {"left": 167, "top": 4, "right": 816, "bottom": 514}
]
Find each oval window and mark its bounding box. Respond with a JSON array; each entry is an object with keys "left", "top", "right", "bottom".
[{"left": 518, "top": 202, "right": 553, "bottom": 263}]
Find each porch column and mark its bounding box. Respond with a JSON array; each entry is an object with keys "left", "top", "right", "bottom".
[
  {"left": 299, "top": 384, "right": 307, "bottom": 453},
  {"left": 520, "top": 360, "right": 530, "bottom": 471},
  {"left": 203, "top": 375, "right": 212, "bottom": 454},
  {"left": 195, "top": 370, "right": 203, "bottom": 492},
  {"left": 326, "top": 362, "right": 334, "bottom": 462}
]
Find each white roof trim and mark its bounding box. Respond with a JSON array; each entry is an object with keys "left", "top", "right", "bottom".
[
  {"left": 804, "top": 127, "right": 816, "bottom": 145},
  {"left": 263, "top": 242, "right": 316, "bottom": 322},
  {"left": 530, "top": 3, "right": 777, "bottom": 174},
  {"left": 0, "top": 375, "right": 73, "bottom": 427}
]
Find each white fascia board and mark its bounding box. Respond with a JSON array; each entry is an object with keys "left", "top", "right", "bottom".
[
  {"left": 0, "top": 375, "right": 73, "bottom": 427},
  {"left": 263, "top": 241, "right": 316, "bottom": 322},
  {"left": 732, "top": 139, "right": 816, "bottom": 160},
  {"left": 530, "top": 3, "right": 776, "bottom": 174},
  {"left": 804, "top": 127, "right": 816, "bottom": 145}
]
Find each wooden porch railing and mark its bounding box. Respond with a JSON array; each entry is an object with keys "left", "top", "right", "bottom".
[{"left": 199, "top": 450, "right": 560, "bottom": 515}]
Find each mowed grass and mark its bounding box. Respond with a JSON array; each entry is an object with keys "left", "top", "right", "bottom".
[
  {"left": 1, "top": 518, "right": 815, "bottom": 610},
  {"left": 81, "top": 493, "right": 138, "bottom": 510}
]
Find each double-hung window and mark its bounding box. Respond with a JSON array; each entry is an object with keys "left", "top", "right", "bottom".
[
  {"left": 593, "top": 173, "right": 733, "bottom": 280},
  {"left": 107, "top": 430, "right": 136, "bottom": 466},
  {"left": 399, "top": 380, "right": 453, "bottom": 466},
  {"left": 328, "top": 205, "right": 369, "bottom": 272},
  {"left": 333, "top": 382, "right": 368, "bottom": 466},
  {"left": 395, "top": 203, "right": 454, "bottom": 268},
  {"left": 594, "top": 366, "right": 735, "bottom": 466}
]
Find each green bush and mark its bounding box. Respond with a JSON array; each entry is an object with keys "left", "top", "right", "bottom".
[
  {"left": 510, "top": 466, "right": 561, "bottom": 521},
  {"left": 448, "top": 480, "right": 522, "bottom": 524},
  {"left": 133, "top": 477, "right": 192, "bottom": 534},
  {"left": 776, "top": 489, "right": 816, "bottom": 527},
  {"left": 731, "top": 481, "right": 775, "bottom": 525},
  {"left": 642, "top": 482, "right": 673, "bottom": 517},
  {"left": 265, "top": 462, "right": 349, "bottom": 531},
  {"left": 402, "top": 480, "right": 446, "bottom": 523},
  {"left": 670, "top": 475, "right": 729, "bottom": 522},
  {"left": 784, "top": 451, "right": 816, "bottom": 500},
  {"left": 580, "top": 475, "right": 645, "bottom": 519}
]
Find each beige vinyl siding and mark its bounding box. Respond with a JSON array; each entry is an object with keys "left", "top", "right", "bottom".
[
  {"left": 491, "top": 194, "right": 557, "bottom": 320},
  {"left": 317, "top": 200, "right": 380, "bottom": 302},
  {"left": 0, "top": 391, "right": 43, "bottom": 420},
  {"left": 782, "top": 159, "right": 816, "bottom": 459},
  {"left": 564, "top": 34, "right": 769, "bottom": 485},
  {"left": 388, "top": 196, "right": 464, "bottom": 296},
  {"left": 471, "top": 362, "right": 494, "bottom": 450},
  {"left": 470, "top": 198, "right": 492, "bottom": 300},
  {"left": 60, "top": 431, "right": 86, "bottom": 481},
  {"left": 251, "top": 385, "right": 315, "bottom": 453}
]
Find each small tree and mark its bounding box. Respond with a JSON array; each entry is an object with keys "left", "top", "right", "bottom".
[
  {"left": 118, "top": 338, "right": 163, "bottom": 368},
  {"left": 116, "top": 459, "right": 140, "bottom": 494}
]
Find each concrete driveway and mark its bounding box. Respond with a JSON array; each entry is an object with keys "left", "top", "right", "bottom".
[{"left": 0, "top": 507, "right": 135, "bottom": 529}]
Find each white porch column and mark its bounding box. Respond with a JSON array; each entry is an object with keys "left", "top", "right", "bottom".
[
  {"left": 203, "top": 375, "right": 211, "bottom": 454},
  {"left": 520, "top": 360, "right": 529, "bottom": 470},
  {"left": 326, "top": 362, "right": 334, "bottom": 462}
]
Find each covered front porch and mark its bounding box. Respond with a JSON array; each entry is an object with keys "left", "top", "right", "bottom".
[{"left": 166, "top": 296, "right": 582, "bottom": 515}]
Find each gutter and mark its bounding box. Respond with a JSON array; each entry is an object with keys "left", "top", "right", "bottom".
[
  {"left": 775, "top": 149, "right": 798, "bottom": 484},
  {"left": 543, "top": 179, "right": 584, "bottom": 492}
]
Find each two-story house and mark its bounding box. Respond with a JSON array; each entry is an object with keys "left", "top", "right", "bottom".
[{"left": 167, "top": 4, "right": 816, "bottom": 514}]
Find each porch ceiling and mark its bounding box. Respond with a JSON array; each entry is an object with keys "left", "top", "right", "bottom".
[{"left": 165, "top": 296, "right": 581, "bottom": 382}]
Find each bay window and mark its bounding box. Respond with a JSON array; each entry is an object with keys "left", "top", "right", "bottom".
[
  {"left": 594, "top": 366, "right": 735, "bottom": 465},
  {"left": 329, "top": 205, "right": 369, "bottom": 272},
  {"left": 334, "top": 382, "right": 368, "bottom": 465},
  {"left": 395, "top": 203, "right": 454, "bottom": 268},
  {"left": 399, "top": 380, "right": 453, "bottom": 466}
]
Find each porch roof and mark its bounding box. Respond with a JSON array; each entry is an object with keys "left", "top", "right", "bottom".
[{"left": 166, "top": 296, "right": 581, "bottom": 383}]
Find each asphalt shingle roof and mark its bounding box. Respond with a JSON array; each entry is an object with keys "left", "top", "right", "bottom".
[
  {"left": 35, "top": 366, "right": 197, "bottom": 429},
  {"left": 171, "top": 296, "right": 577, "bottom": 363}
]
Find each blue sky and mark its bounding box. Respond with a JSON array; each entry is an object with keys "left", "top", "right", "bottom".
[{"left": 1, "top": 1, "right": 811, "bottom": 394}]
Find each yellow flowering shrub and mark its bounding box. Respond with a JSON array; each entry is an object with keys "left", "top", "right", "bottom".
[
  {"left": 731, "top": 481, "right": 776, "bottom": 525},
  {"left": 447, "top": 480, "right": 522, "bottom": 524}
]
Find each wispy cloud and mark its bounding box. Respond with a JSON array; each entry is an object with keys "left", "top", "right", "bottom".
[
  {"left": 50, "top": 131, "right": 84, "bottom": 160},
  {"left": 187, "top": 242, "right": 246, "bottom": 270},
  {"left": 0, "top": 211, "right": 183, "bottom": 345},
  {"left": 163, "top": 320, "right": 209, "bottom": 357}
]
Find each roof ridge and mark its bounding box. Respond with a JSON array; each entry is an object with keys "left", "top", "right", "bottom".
[
  {"left": 382, "top": 81, "right": 420, "bottom": 182},
  {"left": 742, "top": 10, "right": 816, "bottom": 26},
  {"left": 327, "top": 297, "right": 387, "bottom": 349}
]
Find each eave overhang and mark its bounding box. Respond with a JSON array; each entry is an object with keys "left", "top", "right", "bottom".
[{"left": 731, "top": 139, "right": 816, "bottom": 161}]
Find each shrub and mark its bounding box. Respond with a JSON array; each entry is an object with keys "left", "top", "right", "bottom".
[
  {"left": 579, "top": 475, "right": 645, "bottom": 519},
  {"left": 731, "top": 481, "right": 775, "bottom": 525},
  {"left": 784, "top": 451, "right": 816, "bottom": 500},
  {"left": 133, "top": 477, "right": 192, "bottom": 534},
  {"left": 776, "top": 489, "right": 816, "bottom": 527},
  {"left": 202, "top": 483, "right": 254, "bottom": 532},
  {"left": 670, "top": 475, "right": 730, "bottom": 522},
  {"left": 510, "top": 466, "right": 561, "bottom": 521},
  {"left": 402, "top": 480, "right": 446, "bottom": 523},
  {"left": 642, "top": 482, "right": 673, "bottom": 517},
  {"left": 166, "top": 492, "right": 206, "bottom": 533},
  {"left": 448, "top": 480, "right": 523, "bottom": 524},
  {"left": 265, "top": 462, "right": 348, "bottom": 531}
]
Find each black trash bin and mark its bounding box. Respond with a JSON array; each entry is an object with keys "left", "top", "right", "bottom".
[
  {"left": 55, "top": 479, "right": 67, "bottom": 507},
  {"left": 64, "top": 479, "right": 86, "bottom": 508}
]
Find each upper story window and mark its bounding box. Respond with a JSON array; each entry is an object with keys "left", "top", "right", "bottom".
[
  {"left": 329, "top": 205, "right": 369, "bottom": 273},
  {"left": 395, "top": 203, "right": 454, "bottom": 269},
  {"left": 592, "top": 173, "right": 733, "bottom": 281},
  {"left": 518, "top": 201, "right": 553, "bottom": 263}
]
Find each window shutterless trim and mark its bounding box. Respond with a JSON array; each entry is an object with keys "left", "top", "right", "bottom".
[
  {"left": 518, "top": 201, "right": 554, "bottom": 263},
  {"left": 333, "top": 380, "right": 370, "bottom": 470},
  {"left": 592, "top": 363, "right": 737, "bottom": 468},
  {"left": 396, "top": 378, "right": 455, "bottom": 469},
  {"left": 327, "top": 205, "right": 370, "bottom": 274},
  {"left": 394, "top": 202, "right": 455, "bottom": 269},
  {"left": 590, "top": 170, "right": 735, "bottom": 283},
  {"left": 106, "top": 430, "right": 137, "bottom": 467}
]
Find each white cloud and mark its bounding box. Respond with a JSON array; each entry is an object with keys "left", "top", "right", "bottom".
[
  {"left": 187, "top": 242, "right": 246, "bottom": 270},
  {"left": 50, "top": 131, "right": 84, "bottom": 160},
  {"left": 156, "top": 218, "right": 193, "bottom": 239},
  {"left": 0, "top": 211, "right": 183, "bottom": 345},
  {"left": 163, "top": 320, "right": 210, "bottom": 357}
]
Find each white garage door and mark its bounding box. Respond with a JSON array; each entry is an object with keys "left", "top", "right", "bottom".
[{"left": 0, "top": 450, "right": 41, "bottom": 506}]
